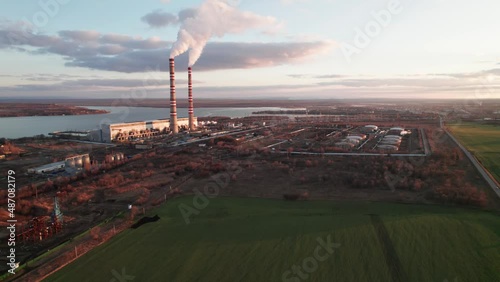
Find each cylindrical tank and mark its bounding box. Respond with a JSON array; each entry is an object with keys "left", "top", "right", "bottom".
[
  {"left": 83, "top": 155, "right": 91, "bottom": 165},
  {"left": 66, "top": 158, "right": 75, "bottom": 167},
  {"left": 75, "top": 157, "right": 83, "bottom": 167}
]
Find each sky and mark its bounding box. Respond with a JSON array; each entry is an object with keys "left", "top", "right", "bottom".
[{"left": 0, "top": 0, "right": 499, "bottom": 100}]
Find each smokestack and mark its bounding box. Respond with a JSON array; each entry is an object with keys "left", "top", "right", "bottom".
[
  {"left": 169, "top": 58, "right": 178, "bottom": 134},
  {"left": 188, "top": 67, "right": 195, "bottom": 131}
]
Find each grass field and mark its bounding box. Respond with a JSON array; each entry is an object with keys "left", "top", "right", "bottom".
[
  {"left": 46, "top": 197, "right": 500, "bottom": 282},
  {"left": 449, "top": 122, "right": 500, "bottom": 184}
]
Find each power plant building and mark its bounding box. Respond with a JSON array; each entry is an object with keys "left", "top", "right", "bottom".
[
  {"left": 101, "top": 117, "right": 196, "bottom": 143},
  {"left": 89, "top": 58, "right": 197, "bottom": 143}
]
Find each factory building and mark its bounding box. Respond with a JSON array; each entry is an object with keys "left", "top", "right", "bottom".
[
  {"left": 27, "top": 162, "right": 66, "bottom": 174},
  {"left": 101, "top": 117, "right": 197, "bottom": 143},
  {"left": 28, "top": 154, "right": 90, "bottom": 174}
]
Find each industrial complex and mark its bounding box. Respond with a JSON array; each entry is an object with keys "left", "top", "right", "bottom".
[{"left": 80, "top": 58, "right": 199, "bottom": 143}]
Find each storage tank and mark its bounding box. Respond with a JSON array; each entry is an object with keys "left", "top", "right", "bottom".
[
  {"left": 385, "top": 135, "right": 402, "bottom": 139},
  {"left": 378, "top": 145, "right": 399, "bottom": 151},
  {"left": 335, "top": 142, "right": 355, "bottom": 149},
  {"left": 347, "top": 136, "right": 364, "bottom": 141},
  {"left": 75, "top": 157, "right": 83, "bottom": 167},
  {"left": 345, "top": 139, "right": 360, "bottom": 145},
  {"left": 349, "top": 134, "right": 367, "bottom": 139},
  {"left": 390, "top": 127, "right": 404, "bottom": 131},
  {"left": 82, "top": 155, "right": 91, "bottom": 165},
  {"left": 65, "top": 158, "right": 75, "bottom": 167},
  {"left": 380, "top": 140, "right": 401, "bottom": 146}
]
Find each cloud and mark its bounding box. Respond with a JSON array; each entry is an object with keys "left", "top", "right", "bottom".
[
  {"left": 0, "top": 76, "right": 208, "bottom": 95},
  {"left": 59, "top": 30, "right": 101, "bottom": 42},
  {"left": 140, "top": 8, "right": 198, "bottom": 29},
  {"left": 281, "top": 0, "right": 310, "bottom": 4},
  {"left": 141, "top": 10, "right": 178, "bottom": 28},
  {"left": 66, "top": 41, "right": 334, "bottom": 73},
  {"left": 178, "top": 8, "right": 198, "bottom": 22},
  {"left": 2, "top": 71, "right": 500, "bottom": 100},
  {"left": 0, "top": 21, "right": 333, "bottom": 73},
  {"left": 170, "top": 0, "right": 281, "bottom": 66},
  {"left": 288, "top": 74, "right": 308, "bottom": 79},
  {"left": 314, "top": 74, "right": 345, "bottom": 79},
  {"left": 288, "top": 74, "right": 345, "bottom": 79}
]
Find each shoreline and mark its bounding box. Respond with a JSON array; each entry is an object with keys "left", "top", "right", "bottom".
[{"left": 0, "top": 103, "right": 110, "bottom": 118}]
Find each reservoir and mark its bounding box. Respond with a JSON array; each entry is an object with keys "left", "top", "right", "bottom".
[{"left": 0, "top": 106, "right": 284, "bottom": 139}]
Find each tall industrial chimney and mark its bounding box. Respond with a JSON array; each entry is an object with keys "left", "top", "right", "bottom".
[
  {"left": 169, "top": 58, "right": 178, "bottom": 134},
  {"left": 188, "top": 67, "right": 195, "bottom": 131}
]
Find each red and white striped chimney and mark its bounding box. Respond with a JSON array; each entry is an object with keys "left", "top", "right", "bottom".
[
  {"left": 169, "top": 58, "right": 178, "bottom": 134},
  {"left": 188, "top": 67, "right": 195, "bottom": 131}
]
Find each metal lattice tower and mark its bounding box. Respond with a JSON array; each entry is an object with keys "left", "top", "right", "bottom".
[{"left": 51, "top": 197, "right": 63, "bottom": 224}]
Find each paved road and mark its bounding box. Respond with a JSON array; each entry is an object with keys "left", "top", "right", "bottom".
[
  {"left": 420, "top": 129, "right": 431, "bottom": 156},
  {"left": 441, "top": 118, "right": 500, "bottom": 198},
  {"left": 273, "top": 151, "right": 427, "bottom": 157}
]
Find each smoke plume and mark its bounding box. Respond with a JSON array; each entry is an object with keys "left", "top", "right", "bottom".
[{"left": 170, "top": 0, "right": 277, "bottom": 66}]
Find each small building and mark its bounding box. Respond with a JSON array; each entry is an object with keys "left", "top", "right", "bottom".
[
  {"left": 136, "top": 144, "right": 153, "bottom": 150},
  {"left": 0, "top": 155, "right": 5, "bottom": 160},
  {"left": 28, "top": 161, "right": 66, "bottom": 174}
]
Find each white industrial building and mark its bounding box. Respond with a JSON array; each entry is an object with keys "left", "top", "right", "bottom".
[
  {"left": 101, "top": 117, "right": 197, "bottom": 143},
  {"left": 27, "top": 162, "right": 66, "bottom": 174},
  {"left": 28, "top": 154, "right": 91, "bottom": 174}
]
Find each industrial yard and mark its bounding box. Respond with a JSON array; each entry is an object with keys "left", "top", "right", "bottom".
[
  {"left": 0, "top": 63, "right": 499, "bottom": 281},
  {"left": 1, "top": 103, "right": 500, "bottom": 280}
]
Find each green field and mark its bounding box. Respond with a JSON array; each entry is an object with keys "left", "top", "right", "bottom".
[
  {"left": 46, "top": 197, "right": 500, "bottom": 282},
  {"left": 449, "top": 122, "right": 500, "bottom": 183}
]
